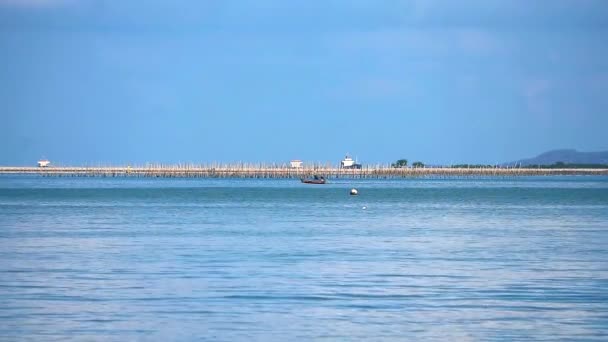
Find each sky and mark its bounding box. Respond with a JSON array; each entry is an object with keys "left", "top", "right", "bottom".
[{"left": 1, "top": 0, "right": 607, "bottom": 166}]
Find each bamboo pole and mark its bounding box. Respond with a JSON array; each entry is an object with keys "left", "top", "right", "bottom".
[{"left": 0, "top": 165, "right": 607, "bottom": 178}]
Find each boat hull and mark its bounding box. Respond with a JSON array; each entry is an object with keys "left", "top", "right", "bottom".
[{"left": 301, "top": 178, "right": 326, "bottom": 184}]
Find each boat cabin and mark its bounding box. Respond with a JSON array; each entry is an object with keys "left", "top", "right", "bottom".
[
  {"left": 341, "top": 155, "right": 362, "bottom": 169},
  {"left": 37, "top": 159, "right": 50, "bottom": 167}
]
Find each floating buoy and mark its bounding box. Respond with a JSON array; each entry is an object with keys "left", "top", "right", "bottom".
[
  {"left": 350, "top": 188, "right": 358, "bottom": 196},
  {"left": 362, "top": 206, "right": 367, "bottom": 210}
]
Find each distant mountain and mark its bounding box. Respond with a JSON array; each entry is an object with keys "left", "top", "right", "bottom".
[{"left": 506, "top": 149, "right": 608, "bottom": 166}]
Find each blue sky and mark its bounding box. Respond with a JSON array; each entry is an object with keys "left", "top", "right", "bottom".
[{"left": 1, "top": 0, "right": 607, "bottom": 166}]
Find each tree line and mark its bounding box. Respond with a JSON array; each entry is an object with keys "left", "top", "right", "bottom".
[
  {"left": 392, "top": 160, "right": 608, "bottom": 169},
  {"left": 391, "top": 159, "right": 425, "bottom": 168}
]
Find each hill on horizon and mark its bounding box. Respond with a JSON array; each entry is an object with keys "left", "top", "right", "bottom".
[{"left": 506, "top": 149, "right": 608, "bottom": 166}]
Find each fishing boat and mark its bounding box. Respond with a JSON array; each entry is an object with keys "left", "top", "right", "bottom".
[
  {"left": 341, "top": 154, "right": 362, "bottom": 169},
  {"left": 301, "top": 175, "right": 326, "bottom": 184},
  {"left": 37, "top": 159, "right": 50, "bottom": 167}
]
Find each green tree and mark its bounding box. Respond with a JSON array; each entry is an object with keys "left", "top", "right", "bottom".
[
  {"left": 391, "top": 159, "right": 408, "bottom": 168},
  {"left": 412, "top": 161, "right": 424, "bottom": 168}
]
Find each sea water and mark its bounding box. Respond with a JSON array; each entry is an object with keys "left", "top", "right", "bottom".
[{"left": 0, "top": 176, "right": 607, "bottom": 340}]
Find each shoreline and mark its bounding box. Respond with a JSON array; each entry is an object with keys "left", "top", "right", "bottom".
[{"left": 1, "top": 166, "right": 607, "bottom": 178}]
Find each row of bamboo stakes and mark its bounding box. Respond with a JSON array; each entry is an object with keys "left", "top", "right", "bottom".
[{"left": 0, "top": 165, "right": 607, "bottom": 178}]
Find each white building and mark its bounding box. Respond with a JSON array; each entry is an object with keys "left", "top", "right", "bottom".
[
  {"left": 37, "top": 159, "right": 50, "bottom": 167},
  {"left": 290, "top": 160, "right": 303, "bottom": 168}
]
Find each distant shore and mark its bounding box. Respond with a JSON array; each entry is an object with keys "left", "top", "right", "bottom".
[{"left": 1, "top": 166, "right": 607, "bottom": 178}]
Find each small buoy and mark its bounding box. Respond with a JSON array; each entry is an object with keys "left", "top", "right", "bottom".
[
  {"left": 362, "top": 206, "right": 367, "bottom": 210},
  {"left": 350, "top": 188, "right": 358, "bottom": 196}
]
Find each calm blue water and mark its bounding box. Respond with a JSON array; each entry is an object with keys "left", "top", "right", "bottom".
[{"left": 1, "top": 176, "right": 607, "bottom": 341}]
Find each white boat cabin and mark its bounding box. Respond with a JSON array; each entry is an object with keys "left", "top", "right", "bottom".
[
  {"left": 341, "top": 155, "right": 355, "bottom": 168},
  {"left": 37, "top": 159, "right": 50, "bottom": 167}
]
